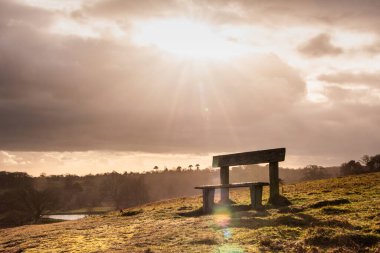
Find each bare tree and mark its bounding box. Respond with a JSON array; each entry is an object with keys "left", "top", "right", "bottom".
[{"left": 15, "top": 188, "right": 58, "bottom": 222}]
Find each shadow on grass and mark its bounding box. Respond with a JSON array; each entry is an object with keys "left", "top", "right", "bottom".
[
  {"left": 190, "top": 238, "right": 219, "bottom": 245},
  {"left": 321, "top": 207, "right": 350, "bottom": 215},
  {"left": 177, "top": 204, "right": 268, "bottom": 217},
  {"left": 177, "top": 207, "right": 204, "bottom": 217},
  {"left": 121, "top": 209, "right": 143, "bottom": 217},
  {"left": 309, "top": 198, "right": 350, "bottom": 208},
  {"left": 277, "top": 206, "right": 305, "bottom": 214},
  {"left": 305, "top": 227, "right": 380, "bottom": 248},
  {"left": 177, "top": 203, "right": 360, "bottom": 232},
  {"left": 231, "top": 211, "right": 360, "bottom": 231}
]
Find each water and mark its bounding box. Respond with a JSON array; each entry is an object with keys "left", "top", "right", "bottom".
[{"left": 43, "top": 214, "right": 87, "bottom": 221}]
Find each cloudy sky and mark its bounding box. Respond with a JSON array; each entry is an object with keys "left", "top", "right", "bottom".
[{"left": 1, "top": 0, "right": 380, "bottom": 175}]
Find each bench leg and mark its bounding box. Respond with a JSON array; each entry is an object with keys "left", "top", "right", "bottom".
[
  {"left": 203, "top": 188, "right": 215, "bottom": 214},
  {"left": 220, "top": 166, "right": 229, "bottom": 204},
  {"left": 269, "top": 161, "right": 280, "bottom": 203},
  {"left": 220, "top": 188, "right": 229, "bottom": 204},
  {"left": 250, "top": 185, "right": 263, "bottom": 209}
]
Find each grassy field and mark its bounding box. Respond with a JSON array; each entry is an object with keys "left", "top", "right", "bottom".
[{"left": 1, "top": 172, "right": 379, "bottom": 253}]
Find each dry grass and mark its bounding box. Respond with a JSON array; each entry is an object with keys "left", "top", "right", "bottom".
[{"left": 0, "top": 172, "right": 379, "bottom": 252}]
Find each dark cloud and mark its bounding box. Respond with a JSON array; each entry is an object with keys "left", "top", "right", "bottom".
[
  {"left": 0, "top": 33, "right": 306, "bottom": 152},
  {"left": 0, "top": 0, "right": 53, "bottom": 26},
  {"left": 0, "top": 0, "right": 307, "bottom": 153},
  {"left": 223, "top": 0, "right": 380, "bottom": 32},
  {"left": 297, "top": 33, "right": 343, "bottom": 57}
]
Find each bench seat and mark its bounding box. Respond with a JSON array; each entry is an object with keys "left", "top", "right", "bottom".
[
  {"left": 195, "top": 182, "right": 269, "bottom": 213},
  {"left": 195, "top": 182, "right": 269, "bottom": 189}
]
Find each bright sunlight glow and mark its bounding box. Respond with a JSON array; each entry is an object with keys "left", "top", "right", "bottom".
[{"left": 132, "top": 18, "right": 251, "bottom": 59}]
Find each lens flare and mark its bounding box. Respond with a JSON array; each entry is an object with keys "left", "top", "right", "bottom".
[
  {"left": 213, "top": 206, "right": 231, "bottom": 228},
  {"left": 222, "top": 228, "right": 232, "bottom": 240},
  {"left": 212, "top": 203, "right": 245, "bottom": 252}
]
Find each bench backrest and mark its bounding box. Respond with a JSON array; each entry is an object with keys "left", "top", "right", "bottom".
[{"left": 212, "top": 148, "right": 286, "bottom": 168}]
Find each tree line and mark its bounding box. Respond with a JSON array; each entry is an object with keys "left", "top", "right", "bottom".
[{"left": 0, "top": 152, "right": 379, "bottom": 227}]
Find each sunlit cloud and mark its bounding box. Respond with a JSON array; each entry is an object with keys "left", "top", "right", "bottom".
[
  {"left": 131, "top": 18, "right": 252, "bottom": 59},
  {"left": 332, "top": 30, "right": 377, "bottom": 49},
  {"left": 305, "top": 80, "right": 328, "bottom": 103},
  {"left": 0, "top": 151, "right": 31, "bottom": 166},
  {"left": 16, "top": 0, "right": 85, "bottom": 11},
  {"left": 49, "top": 17, "right": 126, "bottom": 39}
]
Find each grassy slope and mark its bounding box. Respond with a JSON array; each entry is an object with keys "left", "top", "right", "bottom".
[{"left": 0, "top": 172, "right": 379, "bottom": 253}]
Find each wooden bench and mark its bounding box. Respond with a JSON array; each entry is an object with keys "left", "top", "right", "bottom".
[
  {"left": 195, "top": 148, "right": 286, "bottom": 213},
  {"left": 195, "top": 182, "right": 269, "bottom": 213}
]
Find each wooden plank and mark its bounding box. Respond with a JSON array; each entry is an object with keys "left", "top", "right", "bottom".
[
  {"left": 195, "top": 182, "right": 269, "bottom": 189},
  {"left": 212, "top": 148, "right": 286, "bottom": 167},
  {"left": 269, "top": 161, "right": 280, "bottom": 201},
  {"left": 220, "top": 166, "right": 229, "bottom": 204}
]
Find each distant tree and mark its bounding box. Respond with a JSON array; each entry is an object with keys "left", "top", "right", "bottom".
[
  {"left": 188, "top": 165, "right": 193, "bottom": 171},
  {"left": 340, "top": 160, "right": 363, "bottom": 176},
  {"left": 302, "top": 165, "right": 329, "bottom": 181},
  {"left": 101, "top": 172, "right": 126, "bottom": 209},
  {"left": 153, "top": 166, "right": 159, "bottom": 171},
  {"left": 360, "top": 155, "right": 371, "bottom": 166},
  {"left": 0, "top": 171, "right": 32, "bottom": 189},
  {"left": 176, "top": 166, "right": 182, "bottom": 172},
  {"left": 195, "top": 164, "right": 200, "bottom": 170},
  {"left": 126, "top": 176, "right": 149, "bottom": 206},
  {"left": 367, "top": 154, "right": 380, "bottom": 172},
  {"left": 15, "top": 187, "right": 58, "bottom": 222}
]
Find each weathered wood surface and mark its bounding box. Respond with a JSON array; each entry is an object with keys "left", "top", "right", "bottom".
[
  {"left": 196, "top": 182, "right": 269, "bottom": 212},
  {"left": 250, "top": 184, "right": 264, "bottom": 209},
  {"left": 195, "top": 182, "right": 269, "bottom": 189},
  {"left": 202, "top": 188, "right": 215, "bottom": 214},
  {"left": 269, "top": 161, "right": 280, "bottom": 202},
  {"left": 220, "top": 166, "right": 230, "bottom": 204},
  {"left": 212, "top": 148, "right": 286, "bottom": 168}
]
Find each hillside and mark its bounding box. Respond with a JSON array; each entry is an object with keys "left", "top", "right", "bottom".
[{"left": 1, "top": 172, "right": 379, "bottom": 253}]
